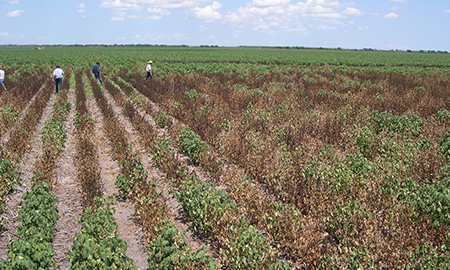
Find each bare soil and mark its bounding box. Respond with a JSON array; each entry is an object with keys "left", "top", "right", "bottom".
[
  {"left": 52, "top": 89, "right": 84, "bottom": 269},
  {"left": 87, "top": 94, "right": 149, "bottom": 270}
]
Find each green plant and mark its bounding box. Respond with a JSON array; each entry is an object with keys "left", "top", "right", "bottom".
[
  {"left": 150, "top": 135, "right": 174, "bottom": 166},
  {"left": 115, "top": 162, "right": 148, "bottom": 200},
  {"left": 408, "top": 244, "right": 450, "bottom": 269},
  {"left": 154, "top": 110, "right": 168, "bottom": 128},
  {"left": 178, "top": 127, "right": 209, "bottom": 165},
  {"left": 177, "top": 174, "right": 236, "bottom": 234},
  {"left": 0, "top": 104, "right": 19, "bottom": 133},
  {"left": 147, "top": 223, "right": 215, "bottom": 270},
  {"left": 223, "top": 220, "right": 278, "bottom": 269},
  {"left": 184, "top": 89, "right": 201, "bottom": 101},
  {"left": 355, "top": 124, "right": 376, "bottom": 158},
  {"left": 1, "top": 181, "right": 59, "bottom": 270},
  {"left": 69, "top": 197, "right": 136, "bottom": 269}
]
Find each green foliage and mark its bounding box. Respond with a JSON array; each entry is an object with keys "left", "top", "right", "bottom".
[
  {"left": 177, "top": 174, "right": 236, "bottom": 234},
  {"left": 0, "top": 104, "right": 19, "bottom": 133},
  {"left": 41, "top": 118, "right": 67, "bottom": 153},
  {"left": 370, "top": 110, "right": 423, "bottom": 137},
  {"left": 355, "top": 124, "right": 376, "bottom": 158},
  {"left": 69, "top": 197, "right": 136, "bottom": 270},
  {"left": 398, "top": 177, "right": 450, "bottom": 227},
  {"left": 150, "top": 135, "right": 174, "bottom": 166},
  {"left": 0, "top": 158, "right": 19, "bottom": 197},
  {"left": 438, "top": 129, "right": 450, "bottom": 162},
  {"left": 184, "top": 89, "right": 201, "bottom": 101},
  {"left": 147, "top": 223, "right": 215, "bottom": 270},
  {"left": 318, "top": 248, "right": 371, "bottom": 270},
  {"left": 178, "top": 127, "right": 209, "bottom": 165},
  {"left": 52, "top": 100, "right": 71, "bottom": 122},
  {"left": 1, "top": 181, "right": 59, "bottom": 270},
  {"left": 407, "top": 244, "right": 450, "bottom": 269},
  {"left": 437, "top": 108, "right": 450, "bottom": 122},
  {"left": 327, "top": 200, "right": 372, "bottom": 245},
  {"left": 115, "top": 162, "right": 148, "bottom": 200},
  {"left": 154, "top": 110, "right": 168, "bottom": 128},
  {"left": 218, "top": 118, "right": 233, "bottom": 131},
  {"left": 223, "top": 220, "right": 279, "bottom": 269}
]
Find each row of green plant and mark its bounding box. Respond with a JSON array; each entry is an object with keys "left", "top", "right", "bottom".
[
  {"left": 0, "top": 75, "right": 53, "bottom": 226},
  {"left": 1, "top": 79, "right": 71, "bottom": 269},
  {"left": 0, "top": 181, "right": 59, "bottom": 269},
  {"left": 68, "top": 196, "right": 136, "bottom": 269}
]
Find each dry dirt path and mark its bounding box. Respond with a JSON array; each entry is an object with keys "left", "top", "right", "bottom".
[
  {"left": 52, "top": 88, "right": 84, "bottom": 269},
  {"left": 0, "top": 91, "right": 57, "bottom": 261},
  {"left": 86, "top": 92, "right": 148, "bottom": 270}
]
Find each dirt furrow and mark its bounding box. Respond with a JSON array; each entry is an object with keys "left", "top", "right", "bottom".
[
  {"left": 0, "top": 91, "right": 57, "bottom": 261},
  {"left": 52, "top": 88, "right": 83, "bottom": 269},
  {"left": 86, "top": 93, "right": 148, "bottom": 270},
  {"left": 103, "top": 84, "right": 212, "bottom": 254}
]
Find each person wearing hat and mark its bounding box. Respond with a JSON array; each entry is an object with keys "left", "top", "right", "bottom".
[
  {"left": 145, "top": 60, "right": 153, "bottom": 80},
  {"left": 92, "top": 62, "right": 103, "bottom": 85},
  {"left": 52, "top": 65, "right": 64, "bottom": 93},
  {"left": 0, "top": 65, "right": 7, "bottom": 93}
]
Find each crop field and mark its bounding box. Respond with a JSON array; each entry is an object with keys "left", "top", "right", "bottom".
[{"left": 1, "top": 46, "right": 450, "bottom": 269}]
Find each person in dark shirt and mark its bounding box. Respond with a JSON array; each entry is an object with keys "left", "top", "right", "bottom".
[{"left": 92, "top": 62, "right": 103, "bottom": 86}]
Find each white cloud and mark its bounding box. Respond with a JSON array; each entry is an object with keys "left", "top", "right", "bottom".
[
  {"left": 226, "top": 0, "right": 361, "bottom": 34},
  {"left": 445, "top": 9, "right": 450, "bottom": 14},
  {"left": 358, "top": 25, "right": 369, "bottom": 30},
  {"left": 384, "top": 12, "right": 398, "bottom": 19},
  {"left": 7, "top": 9, "right": 24, "bottom": 17},
  {"left": 191, "top": 1, "right": 222, "bottom": 21},
  {"left": 0, "top": 32, "right": 10, "bottom": 36},
  {"left": 100, "top": 0, "right": 211, "bottom": 11},
  {"left": 342, "top": 7, "right": 363, "bottom": 16},
  {"left": 78, "top": 3, "right": 86, "bottom": 13},
  {"left": 251, "top": 0, "right": 290, "bottom": 7},
  {"left": 147, "top": 7, "right": 171, "bottom": 15},
  {"left": 100, "top": 0, "right": 213, "bottom": 21},
  {"left": 318, "top": 25, "right": 337, "bottom": 30},
  {"left": 9, "top": 0, "right": 19, "bottom": 4}
]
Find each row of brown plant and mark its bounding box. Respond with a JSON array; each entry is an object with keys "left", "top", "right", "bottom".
[
  {"left": 0, "top": 67, "right": 47, "bottom": 138},
  {"left": 123, "top": 67, "right": 450, "bottom": 268},
  {"left": 74, "top": 71, "right": 102, "bottom": 207}
]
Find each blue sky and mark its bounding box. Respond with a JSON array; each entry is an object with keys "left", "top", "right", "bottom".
[{"left": 1, "top": 0, "right": 449, "bottom": 51}]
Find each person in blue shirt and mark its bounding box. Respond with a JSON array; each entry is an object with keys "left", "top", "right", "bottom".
[{"left": 92, "top": 62, "right": 103, "bottom": 85}]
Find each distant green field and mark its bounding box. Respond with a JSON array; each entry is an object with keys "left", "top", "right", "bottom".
[{"left": 1, "top": 46, "right": 449, "bottom": 75}]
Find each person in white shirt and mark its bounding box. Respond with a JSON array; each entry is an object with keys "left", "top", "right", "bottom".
[
  {"left": 0, "top": 66, "right": 7, "bottom": 93},
  {"left": 52, "top": 65, "right": 64, "bottom": 93},
  {"left": 145, "top": 60, "right": 153, "bottom": 80}
]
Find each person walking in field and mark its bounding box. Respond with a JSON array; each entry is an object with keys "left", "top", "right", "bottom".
[
  {"left": 145, "top": 60, "right": 153, "bottom": 80},
  {"left": 52, "top": 65, "right": 64, "bottom": 93},
  {"left": 0, "top": 66, "right": 7, "bottom": 93},
  {"left": 92, "top": 62, "right": 103, "bottom": 85}
]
